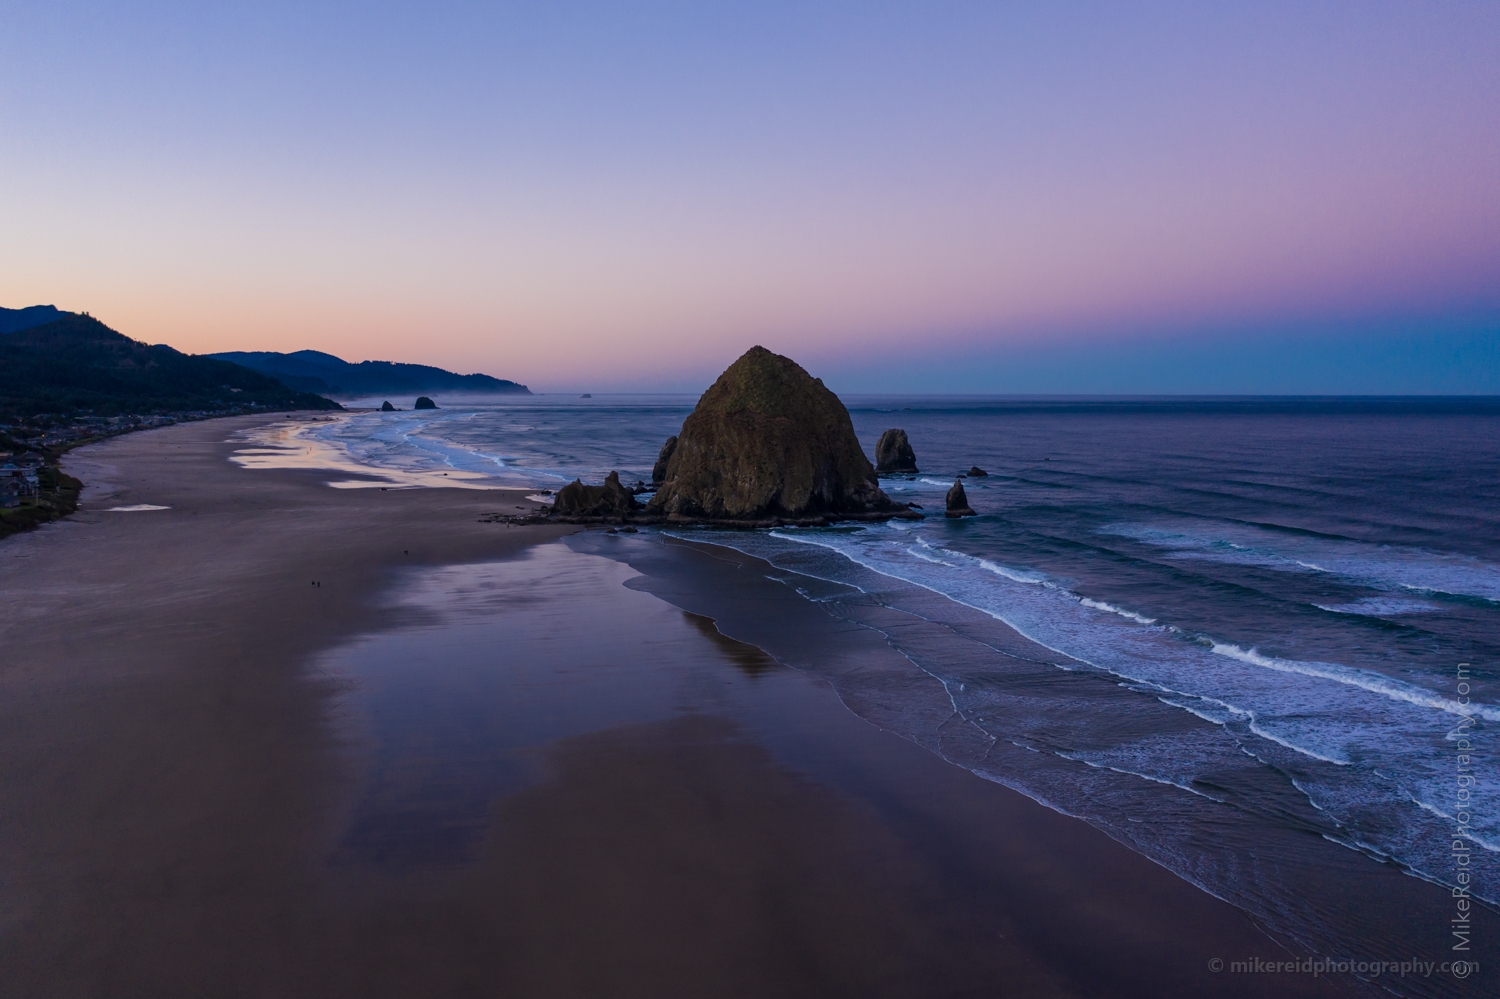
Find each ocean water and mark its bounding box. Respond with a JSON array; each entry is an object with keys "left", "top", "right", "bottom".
[{"left": 239, "top": 394, "right": 1499, "bottom": 965}]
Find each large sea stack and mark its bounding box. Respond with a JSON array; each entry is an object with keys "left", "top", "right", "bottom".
[
  {"left": 647, "top": 347, "right": 914, "bottom": 523},
  {"left": 875, "top": 428, "right": 918, "bottom": 473}
]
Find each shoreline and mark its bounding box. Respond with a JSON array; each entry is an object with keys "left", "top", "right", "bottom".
[
  {"left": 0, "top": 414, "right": 1440, "bottom": 995},
  {"left": 595, "top": 532, "right": 1498, "bottom": 979}
]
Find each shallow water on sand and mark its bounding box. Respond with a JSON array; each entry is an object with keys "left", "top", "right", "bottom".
[
  {"left": 308, "top": 540, "right": 1363, "bottom": 997},
  {"left": 258, "top": 396, "right": 1498, "bottom": 990}
]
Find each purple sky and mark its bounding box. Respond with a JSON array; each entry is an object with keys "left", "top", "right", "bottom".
[{"left": 2, "top": 2, "right": 1496, "bottom": 392}]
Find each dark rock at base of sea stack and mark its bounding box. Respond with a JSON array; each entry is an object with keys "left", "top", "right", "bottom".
[
  {"left": 968, "top": 466, "right": 988, "bottom": 477},
  {"left": 875, "top": 428, "right": 919, "bottom": 474},
  {"left": 651, "top": 435, "right": 678, "bottom": 484},
  {"left": 380, "top": 401, "right": 395, "bottom": 412},
  {"left": 553, "top": 471, "right": 640, "bottom": 519},
  {"left": 946, "top": 479, "right": 977, "bottom": 518},
  {"left": 647, "top": 346, "right": 915, "bottom": 523},
  {"left": 414, "top": 396, "right": 438, "bottom": 410}
]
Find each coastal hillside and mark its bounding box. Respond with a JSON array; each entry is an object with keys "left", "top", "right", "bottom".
[
  {"left": 0, "top": 304, "right": 70, "bottom": 334},
  {"left": 211, "top": 349, "right": 531, "bottom": 397},
  {"left": 0, "top": 315, "right": 341, "bottom": 419}
]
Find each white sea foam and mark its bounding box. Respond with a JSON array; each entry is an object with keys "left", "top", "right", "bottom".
[
  {"left": 1209, "top": 641, "right": 1500, "bottom": 723},
  {"left": 698, "top": 519, "right": 1500, "bottom": 890},
  {"left": 1245, "top": 720, "right": 1350, "bottom": 766},
  {"left": 1314, "top": 597, "right": 1438, "bottom": 617},
  {"left": 1054, "top": 752, "right": 1224, "bottom": 801},
  {"left": 1079, "top": 596, "right": 1156, "bottom": 625},
  {"left": 907, "top": 546, "right": 955, "bottom": 567},
  {"left": 1102, "top": 521, "right": 1500, "bottom": 603},
  {"left": 105, "top": 504, "right": 170, "bottom": 512}
]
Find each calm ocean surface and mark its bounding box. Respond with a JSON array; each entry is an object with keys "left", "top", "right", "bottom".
[{"left": 265, "top": 394, "right": 1499, "bottom": 963}]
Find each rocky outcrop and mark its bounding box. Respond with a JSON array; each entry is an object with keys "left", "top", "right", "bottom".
[
  {"left": 968, "top": 466, "right": 987, "bottom": 477},
  {"left": 553, "top": 471, "right": 639, "bottom": 519},
  {"left": 875, "top": 429, "right": 919, "bottom": 474},
  {"left": 651, "top": 436, "right": 678, "bottom": 484},
  {"left": 414, "top": 396, "right": 438, "bottom": 410},
  {"left": 945, "top": 479, "right": 976, "bottom": 518},
  {"left": 380, "top": 401, "right": 395, "bottom": 412},
  {"left": 647, "top": 347, "right": 916, "bottom": 523}
]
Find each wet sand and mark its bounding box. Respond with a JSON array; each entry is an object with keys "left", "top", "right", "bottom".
[{"left": 0, "top": 414, "right": 1361, "bottom": 997}]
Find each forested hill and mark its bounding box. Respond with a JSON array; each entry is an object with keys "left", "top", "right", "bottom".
[
  {"left": 0, "top": 315, "right": 341, "bottom": 418},
  {"left": 0, "top": 304, "right": 69, "bottom": 334},
  {"left": 211, "top": 349, "right": 531, "bottom": 397}
]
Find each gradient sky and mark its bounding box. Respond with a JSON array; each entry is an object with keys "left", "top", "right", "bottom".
[{"left": 2, "top": 1, "right": 1497, "bottom": 393}]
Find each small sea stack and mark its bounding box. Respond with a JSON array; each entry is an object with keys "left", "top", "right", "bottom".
[
  {"left": 945, "top": 479, "right": 977, "bottom": 518},
  {"left": 553, "top": 471, "right": 639, "bottom": 519},
  {"left": 875, "top": 429, "right": 919, "bottom": 474},
  {"left": 414, "top": 396, "right": 438, "bottom": 410},
  {"left": 648, "top": 346, "right": 917, "bottom": 524},
  {"left": 968, "top": 466, "right": 988, "bottom": 477},
  {"left": 380, "top": 401, "right": 395, "bottom": 412}
]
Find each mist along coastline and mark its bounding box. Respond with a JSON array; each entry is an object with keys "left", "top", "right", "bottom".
[{"left": 1, "top": 371, "right": 1496, "bottom": 997}]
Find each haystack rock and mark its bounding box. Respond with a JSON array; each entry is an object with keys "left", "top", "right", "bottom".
[
  {"left": 875, "top": 428, "right": 919, "bottom": 474},
  {"left": 647, "top": 346, "right": 916, "bottom": 523},
  {"left": 651, "top": 435, "right": 678, "bottom": 484},
  {"left": 945, "top": 479, "right": 977, "bottom": 518},
  {"left": 553, "top": 471, "right": 639, "bottom": 519}
]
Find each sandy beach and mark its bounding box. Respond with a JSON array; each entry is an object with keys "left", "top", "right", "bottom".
[{"left": 1, "top": 414, "right": 1367, "bottom": 997}]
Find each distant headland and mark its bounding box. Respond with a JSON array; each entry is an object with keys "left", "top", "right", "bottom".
[
  {"left": 209, "top": 350, "right": 530, "bottom": 398},
  {"left": 0, "top": 306, "right": 339, "bottom": 538},
  {"left": 1, "top": 309, "right": 339, "bottom": 421}
]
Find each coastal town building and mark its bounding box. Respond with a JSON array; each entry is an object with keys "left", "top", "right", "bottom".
[{"left": 1, "top": 454, "right": 42, "bottom": 508}]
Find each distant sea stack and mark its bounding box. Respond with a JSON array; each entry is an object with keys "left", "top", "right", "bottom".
[
  {"left": 380, "top": 401, "right": 395, "bottom": 412},
  {"left": 946, "top": 479, "right": 977, "bottom": 518},
  {"left": 414, "top": 396, "right": 438, "bottom": 410},
  {"left": 647, "top": 347, "right": 916, "bottom": 523},
  {"left": 875, "top": 428, "right": 919, "bottom": 474}
]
